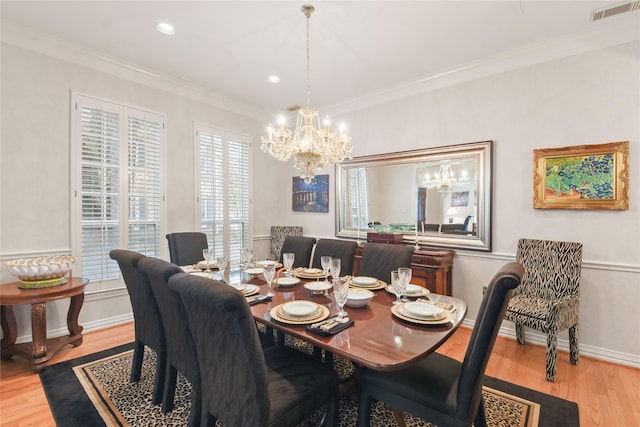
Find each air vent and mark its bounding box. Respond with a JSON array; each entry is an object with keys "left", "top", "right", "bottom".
[
  {"left": 285, "top": 105, "right": 302, "bottom": 112},
  {"left": 591, "top": 1, "right": 640, "bottom": 21}
]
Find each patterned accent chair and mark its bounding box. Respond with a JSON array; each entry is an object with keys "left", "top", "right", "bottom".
[
  {"left": 357, "top": 262, "right": 524, "bottom": 427},
  {"left": 505, "top": 238, "right": 583, "bottom": 381},
  {"left": 270, "top": 226, "right": 303, "bottom": 261}
]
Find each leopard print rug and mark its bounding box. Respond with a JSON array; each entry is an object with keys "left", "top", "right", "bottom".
[{"left": 74, "top": 344, "right": 539, "bottom": 426}]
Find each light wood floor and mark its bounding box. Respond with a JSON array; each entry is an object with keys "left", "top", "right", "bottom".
[{"left": 1, "top": 322, "right": 639, "bottom": 426}]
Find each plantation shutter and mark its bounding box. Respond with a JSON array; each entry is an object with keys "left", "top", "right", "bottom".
[{"left": 348, "top": 167, "right": 368, "bottom": 228}]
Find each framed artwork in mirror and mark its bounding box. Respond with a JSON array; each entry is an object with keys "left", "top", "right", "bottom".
[
  {"left": 292, "top": 174, "right": 329, "bottom": 212},
  {"left": 533, "top": 141, "right": 629, "bottom": 210}
]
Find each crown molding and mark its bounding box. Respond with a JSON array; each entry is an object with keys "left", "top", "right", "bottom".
[
  {"left": 1, "top": 21, "right": 269, "bottom": 122},
  {"left": 324, "top": 19, "right": 640, "bottom": 116}
]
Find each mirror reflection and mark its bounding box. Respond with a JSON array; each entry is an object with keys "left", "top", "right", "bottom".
[{"left": 336, "top": 141, "right": 492, "bottom": 251}]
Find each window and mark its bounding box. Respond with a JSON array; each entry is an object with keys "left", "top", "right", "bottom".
[
  {"left": 348, "top": 167, "right": 368, "bottom": 228},
  {"left": 72, "top": 94, "right": 164, "bottom": 284},
  {"left": 196, "top": 124, "right": 251, "bottom": 266}
]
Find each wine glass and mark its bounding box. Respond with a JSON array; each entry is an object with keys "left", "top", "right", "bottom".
[
  {"left": 216, "top": 255, "right": 228, "bottom": 281},
  {"left": 390, "top": 270, "right": 404, "bottom": 305},
  {"left": 330, "top": 258, "right": 341, "bottom": 282},
  {"left": 398, "top": 267, "right": 412, "bottom": 303},
  {"left": 333, "top": 278, "right": 349, "bottom": 322},
  {"left": 202, "top": 248, "right": 214, "bottom": 273},
  {"left": 283, "top": 253, "right": 295, "bottom": 277},
  {"left": 239, "top": 248, "right": 249, "bottom": 268},
  {"left": 321, "top": 256, "right": 331, "bottom": 283},
  {"left": 262, "top": 262, "right": 276, "bottom": 297}
]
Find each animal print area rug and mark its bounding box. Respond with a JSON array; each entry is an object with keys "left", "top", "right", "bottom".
[{"left": 40, "top": 343, "right": 578, "bottom": 427}]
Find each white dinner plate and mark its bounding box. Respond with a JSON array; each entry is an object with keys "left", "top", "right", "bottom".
[
  {"left": 385, "top": 284, "right": 429, "bottom": 297},
  {"left": 190, "top": 272, "right": 213, "bottom": 279},
  {"left": 196, "top": 260, "right": 217, "bottom": 269},
  {"left": 275, "top": 277, "right": 301, "bottom": 286},
  {"left": 403, "top": 302, "right": 445, "bottom": 320},
  {"left": 281, "top": 300, "right": 319, "bottom": 317},
  {"left": 303, "top": 282, "right": 332, "bottom": 292},
  {"left": 231, "top": 283, "right": 259, "bottom": 296},
  {"left": 256, "top": 260, "right": 283, "bottom": 269},
  {"left": 351, "top": 276, "right": 378, "bottom": 287},
  {"left": 245, "top": 267, "right": 264, "bottom": 275}
]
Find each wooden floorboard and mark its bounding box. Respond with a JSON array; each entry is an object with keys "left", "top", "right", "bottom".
[{"left": 1, "top": 322, "right": 638, "bottom": 426}]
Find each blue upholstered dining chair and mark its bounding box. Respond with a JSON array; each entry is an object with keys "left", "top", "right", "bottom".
[
  {"left": 139, "top": 257, "right": 202, "bottom": 426},
  {"left": 357, "top": 262, "right": 524, "bottom": 427},
  {"left": 165, "top": 232, "right": 208, "bottom": 266},
  {"left": 168, "top": 272, "right": 339, "bottom": 427},
  {"left": 109, "top": 249, "right": 166, "bottom": 406}
]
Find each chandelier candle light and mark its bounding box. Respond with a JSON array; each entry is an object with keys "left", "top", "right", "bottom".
[{"left": 261, "top": 4, "right": 352, "bottom": 183}]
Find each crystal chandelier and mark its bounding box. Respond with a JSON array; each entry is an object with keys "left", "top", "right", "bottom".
[
  {"left": 260, "top": 4, "right": 352, "bottom": 183},
  {"left": 423, "top": 163, "right": 470, "bottom": 194}
]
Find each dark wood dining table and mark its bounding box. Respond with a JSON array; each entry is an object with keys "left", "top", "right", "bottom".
[{"left": 244, "top": 270, "right": 467, "bottom": 372}]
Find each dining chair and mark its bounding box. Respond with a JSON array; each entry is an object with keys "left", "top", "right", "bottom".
[
  {"left": 278, "top": 236, "right": 317, "bottom": 268},
  {"left": 138, "top": 257, "right": 202, "bottom": 426},
  {"left": 357, "top": 262, "right": 524, "bottom": 427},
  {"left": 165, "top": 232, "right": 208, "bottom": 266},
  {"left": 270, "top": 225, "right": 303, "bottom": 261},
  {"left": 311, "top": 238, "right": 358, "bottom": 276},
  {"left": 504, "top": 238, "right": 583, "bottom": 381},
  {"left": 109, "top": 249, "right": 166, "bottom": 406},
  {"left": 357, "top": 242, "right": 414, "bottom": 284},
  {"left": 168, "top": 272, "right": 339, "bottom": 427}
]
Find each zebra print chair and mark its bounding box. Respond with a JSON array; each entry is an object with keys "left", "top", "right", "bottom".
[{"left": 504, "top": 238, "right": 583, "bottom": 381}]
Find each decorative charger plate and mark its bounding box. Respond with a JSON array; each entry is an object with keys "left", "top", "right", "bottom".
[
  {"left": 294, "top": 268, "right": 327, "bottom": 279},
  {"left": 256, "top": 260, "right": 283, "bottom": 269},
  {"left": 351, "top": 276, "right": 378, "bottom": 287},
  {"left": 349, "top": 278, "right": 386, "bottom": 291},
  {"left": 196, "top": 260, "right": 218, "bottom": 270},
  {"left": 275, "top": 277, "right": 301, "bottom": 286},
  {"left": 384, "top": 284, "right": 430, "bottom": 298},
  {"left": 231, "top": 283, "right": 259, "bottom": 297},
  {"left": 391, "top": 303, "right": 453, "bottom": 325},
  {"left": 270, "top": 303, "right": 330, "bottom": 325}
]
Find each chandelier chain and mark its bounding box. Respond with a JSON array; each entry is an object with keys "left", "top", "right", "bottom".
[{"left": 306, "top": 10, "right": 311, "bottom": 108}]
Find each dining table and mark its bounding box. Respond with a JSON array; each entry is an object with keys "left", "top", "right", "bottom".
[{"left": 239, "top": 267, "right": 467, "bottom": 372}]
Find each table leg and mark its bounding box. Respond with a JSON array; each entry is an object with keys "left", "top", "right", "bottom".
[
  {"left": 1, "top": 305, "right": 18, "bottom": 361},
  {"left": 30, "top": 302, "right": 47, "bottom": 359},
  {"left": 67, "top": 293, "right": 85, "bottom": 344}
]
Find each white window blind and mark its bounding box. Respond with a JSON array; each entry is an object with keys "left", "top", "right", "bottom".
[
  {"left": 197, "top": 124, "right": 251, "bottom": 266},
  {"left": 348, "top": 167, "right": 369, "bottom": 228},
  {"left": 73, "top": 95, "right": 164, "bottom": 283}
]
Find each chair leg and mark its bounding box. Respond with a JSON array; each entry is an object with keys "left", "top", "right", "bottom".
[
  {"left": 162, "top": 365, "right": 177, "bottom": 413},
  {"left": 545, "top": 332, "right": 558, "bottom": 382},
  {"left": 188, "top": 375, "right": 202, "bottom": 427},
  {"left": 357, "top": 394, "right": 372, "bottom": 427},
  {"left": 152, "top": 349, "right": 167, "bottom": 405},
  {"left": 323, "top": 393, "right": 340, "bottom": 427},
  {"left": 569, "top": 324, "right": 580, "bottom": 365},
  {"left": 474, "top": 398, "right": 487, "bottom": 427},
  {"left": 130, "top": 341, "right": 144, "bottom": 383},
  {"left": 515, "top": 323, "right": 526, "bottom": 344}
]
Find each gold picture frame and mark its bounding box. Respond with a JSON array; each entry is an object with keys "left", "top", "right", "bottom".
[{"left": 533, "top": 141, "right": 629, "bottom": 210}]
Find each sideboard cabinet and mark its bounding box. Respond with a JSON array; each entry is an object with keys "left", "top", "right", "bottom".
[{"left": 352, "top": 245, "right": 454, "bottom": 296}]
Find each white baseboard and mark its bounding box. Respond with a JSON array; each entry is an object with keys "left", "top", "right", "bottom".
[{"left": 462, "top": 319, "right": 640, "bottom": 369}]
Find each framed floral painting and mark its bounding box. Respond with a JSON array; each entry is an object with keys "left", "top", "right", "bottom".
[{"left": 533, "top": 141, "right": 629, "bottom": 210}]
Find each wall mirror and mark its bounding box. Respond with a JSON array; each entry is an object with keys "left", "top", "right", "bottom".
[{"left": 335, "top": 141, "right": 492, "bottom": 251}]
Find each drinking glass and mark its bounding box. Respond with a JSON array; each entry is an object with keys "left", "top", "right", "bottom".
[
  {"left": 390, "top": 270, "right": 403, "bottom": 305},
  {"left": 398, "top": 267, "right": 412, "bottom": 303},
  {"left": 283, "top": 253, "right": 295, "bottom": 277},
  {"left": 330, "top": 258, "right": 341, "bottom": 281},
  {"left": 333, "top": 278, "right": 349, "bottom": 321},
  {"left": 321, "top": 256, "right": 331, "bottom": 283},
  {"left": 262, "top": 262, "right": 276, "bottom": 297},
  {"left": 216, "top": 255, "right": 228, "bottom": 281},
  {"left": 239, "top": 248, "right": 249, "bottom": 268},
  {"left": 202, "top": 248, "right": 214, "bottom": 273}
]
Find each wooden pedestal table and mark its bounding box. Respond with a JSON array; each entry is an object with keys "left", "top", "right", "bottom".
[{"left": 0, "top": 277, "right": 89, "bottom": 372}]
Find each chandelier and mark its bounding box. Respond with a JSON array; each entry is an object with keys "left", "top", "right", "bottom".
[
  {"left": 260, "top": 4, "right": 352, "bottom": 183},
  {"left": 422, "top": 163, "right": 470, "bottom": 194}
]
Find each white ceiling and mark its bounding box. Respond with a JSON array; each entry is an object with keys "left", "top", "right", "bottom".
[{"left": 2, "top": 1, "right": 639, "bottom": 117}]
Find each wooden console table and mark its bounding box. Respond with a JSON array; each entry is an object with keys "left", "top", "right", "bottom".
[
  {"left": 353, "top": 245, "right": 454, "bottom": 295},
  {"left": 0, "top": 277, "right": 88, "bottom": 372}
]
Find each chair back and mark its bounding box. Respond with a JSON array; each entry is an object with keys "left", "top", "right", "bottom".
[
  {"left": 139, "top": 257, "right": 199, "bottom": 382},
  {"left": 457, "top": 262, "right": 524, "bottom": 422},
  {"left": 358, "top": 243, "right": 414, "bottom": 283},
  {"left": 166, "top": 232, "right": 208, "bottom": 266},
  {"left": 270, "top": 225, "right": 303, "bottom": 261},
  {"left": 109, "top": 249, "right": 165, "bottom": 352},
  {"left": 516, "top": 238, "right": 583, "bottom": 300},
  {"left": 168, "top": 273, "right": 270, "bottom": 426},
  {"left": 311, "top": 239, "right": 358, "bottom": 276},
  {"left": 279, "top": 236, "right": 317, "bottom": 268}
]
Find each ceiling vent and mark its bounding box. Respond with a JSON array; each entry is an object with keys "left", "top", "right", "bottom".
[
  {"left": 591, "top": 1, "right": 640, "bottom": 21},
  {"left": 284, "top": 105, "right": 302, "bottom": 112}
]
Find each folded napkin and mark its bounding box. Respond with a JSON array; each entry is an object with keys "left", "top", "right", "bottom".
[
  {"left": 247, "top": 294, "right": 272, "bottom": 306},
  {"left": 306, "top": 316, "right": 355, "bottom": 336}
]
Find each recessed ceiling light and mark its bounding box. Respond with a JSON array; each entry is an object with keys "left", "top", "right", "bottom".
[
  {"left": 268, "top": 75, "right": 280, "bottom": 84},
  {"left": 156, "top": 22, "right": 175, "bottom": 35}
]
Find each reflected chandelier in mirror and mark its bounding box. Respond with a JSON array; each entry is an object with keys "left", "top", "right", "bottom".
[{"left": 335, "top": 141, "right": 492, "bottom": 251}]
